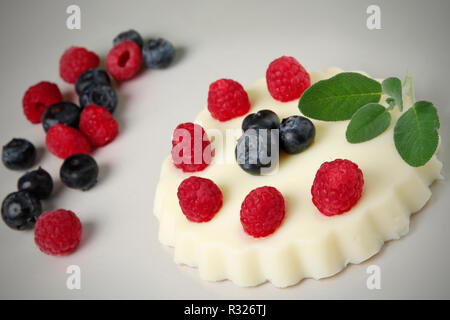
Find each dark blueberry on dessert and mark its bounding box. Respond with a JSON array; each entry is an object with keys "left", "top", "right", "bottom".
[
  {"left": 279, "top": 116, "right": 315, "bottom": 154},
  {"left": 41, "top": 102, "right": 81, "bottom": 132},
  {"left": 113, "top": 29, "right": 144, "bottom": 49},
  {"left": 242, "top": 109, "right": 280, "bottom": 132},
  {"left": 79, "top": 84, "right": 118, "bottom": 114},
  {"left": 1, "top": 191, "right": 42, "bottom": 230},
  {"left": 60, "top": 154, "right": 99, "bottom": 191},
  {"left": 2, "top": 138, "right": 36, "bottom": 170},
  {"left": 75, "top": 68, "right": 111, "bottom": 95},
  {"left": 142, "top": 38, "right": 175, "bottom": 69},
  {"left": 235, "top": 128, "right": 279, "bottom": 175},
  {"left": 17, "top": 167, "right": 53, "bottom": 200}
]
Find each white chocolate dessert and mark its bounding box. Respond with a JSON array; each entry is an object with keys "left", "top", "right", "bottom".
[{"left": 153, "top": 67, "right": 442, "bottom": 287}]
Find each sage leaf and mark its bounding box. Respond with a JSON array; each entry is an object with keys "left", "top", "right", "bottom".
[
  {"left": 382, "top": 77, "right": 403, "bottom": 111},
  {"left": 346, "top": 103, "right": 391, "bottom": 143},
  {"left": 386, "top": 97, "right": 396, "bottom": 110},
  {"left": 298, "top": 72, "right": 382, "bottom": 121},
  {"left": 394, "top": 101, "right": 440, "bottom": 167}
]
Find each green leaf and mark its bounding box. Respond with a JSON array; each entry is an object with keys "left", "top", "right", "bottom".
[
  {"left": 386, "top": 97, "right": 396, "bottom": 110},
  {"left": 382, "top": 77, "right": 403, "bottom": 111},
  {"left": 394, "top": 101, "right": 440, "bottom": 167},
  {"left": 346, "top": 103, "right": 391, "bottom": 143},
  {"left": 298, "top": 72, "right": 382, "bottom": 121}
]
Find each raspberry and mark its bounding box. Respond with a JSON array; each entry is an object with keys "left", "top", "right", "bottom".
[
  {"left": 266, "top": 56, "right": 310, "bottom": 102},
  {"left": 34, "top": 209, "right": 82, "bottom": 256},
  {"left": 311, "top": 159, "right": 364, "bottom": 216},
  {"left": 22, "top": 81, "right": 63, "bottom": 123},
  {"left": 46, "top": 124, "right": 91, "bottom": 159},
  {"left": 171, "top": 122, "right": 212, "bottom": 172},
  {"left": 177, "top": 176, "right": 223, "bottom": 222},
  {"left": 79, "top": 105, "right": 119, "bottom": 147},
  {"left": 105, "top": 40, "right": 142, "bottom": 81},
  {"left": 207, "top": 79, "right": 251, "bottom": 121},
  {"left": 240, "top": 186, "right": 285, "bottom": 238},
  {"left": 59, "top": 46, "right": 100, "bottom": 84}
]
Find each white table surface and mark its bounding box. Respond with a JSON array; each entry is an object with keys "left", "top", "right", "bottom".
[{"left": 0, "top": 0, "right": 449, "bottom": 299}]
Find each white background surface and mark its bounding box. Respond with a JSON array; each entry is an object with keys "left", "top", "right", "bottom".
[{"left": 0, "top": 0, "right": 449, "bottom": 299}]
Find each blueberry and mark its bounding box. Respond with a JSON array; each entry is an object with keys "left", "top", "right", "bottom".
[
  {"left": 242, "top": 109, "right": 280, "bottom": 132},
  {"left": 79, "top": 84, "right": 118, "bottom": 114},
  {"left": 60, "top": 154, "right": 99, "bottom": 191},
  {"left": 142, "top": 38, "right": 175, "bottom": 69},
  {"left": 2, "top": 138, "right": 36, "bottom": 170},
  {"left": 235, "top": 128, "right": 279, "bottom": 175},
  {"left": 75, "top": 68, "right": 111, "bottom": 95},
  {"left": 1, "top": 191, "right": 42, "bottom": 230},
  {"left": 113, "top": 29, "right": 144, "bottom": 49},
  {"left": 18, "top": 167, "right": 53, "bottom": 200},
  {"left": 41, "top": 102, "right": 81, "bottom": 132},
  {"left": 280, "top": 116, "right": 315, "bottom": 154}
]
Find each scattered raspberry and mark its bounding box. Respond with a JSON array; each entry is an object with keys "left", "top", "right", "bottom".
[
  {"left": 171, "top": 122, "right": 212, "bottom": 172},
  {"left": 311, "top": 159, "right": 364, "bottom": 216},
  {"left": 105, "top": 40, "right": 142, "bottom": 81},
  {"left": 240, "top": 186, "right": 285, "bottom": 238},
  {"left": 34, "top": 209, "right": 82, "bottom": 256},
  {"left": 177, "top": 176, "right": 223, "bottom": 222},
  {"left": 79, "top": 105, "right": 119, "bottom": 147},
  {"left": 22, "top": 81, "right": 63, "bottom": 123},
  {"left": 59, "top": 46, "right": 100, "bottom": 84},
  {"left": 45, "top": 124, "right": 91, "bottom": 159},
  {"left": 207, "top": 79, "right": 251, "bottom": 121},
  {"left": 266, "top": 56, "right": 310, "bottom": 102}
]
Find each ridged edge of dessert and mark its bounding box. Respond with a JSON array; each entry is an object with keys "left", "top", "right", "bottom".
[{"left": 154, "top": 154, "right": 442, "bottom": 287}]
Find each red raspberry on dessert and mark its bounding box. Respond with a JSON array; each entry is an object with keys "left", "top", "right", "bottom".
[
  {"left": 311, "top": 159, "right": 364, "bottom": 216},
  {"left": 177, "top": 176, "right": 223, "bottom": 222},
  {"left": 79, "top": 105, "right": 119, "bottom": 147},
  {"left": 22, "top": 81, "right": 63, "bottom": 123},
  {"left": 266, "top": 56, "right": 310, "bottom": 102},
  {"left": 106, "top": 40, "right": 142, "bottom": 81},
  {"left": 171, "top": 122, "right": 212, "bottom": 172},
  {"left": 45, "top": 124, "right": 91, "bottom": 159},
  {"left": 240, "top": 186, "right": 285, "bottom": 238},
  {"left": 207, "top": 79, "right": 250, "bottom": 121},
  {"left": 59, "top": 46, "right": 100, "bottom": 84},
  {"left": 34, "top": 209, "right": 82, "bottom": 256}
]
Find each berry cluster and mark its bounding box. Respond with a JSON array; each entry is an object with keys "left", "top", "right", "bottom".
[
  {"left": 172, "top": 56, "right": 364, "bottom": 239},
  {"left": 236, "top": 110, "right": 316, "bottom": 175},
  {"left": 2, "top": 29, "right": 176, "bottom": 255}
]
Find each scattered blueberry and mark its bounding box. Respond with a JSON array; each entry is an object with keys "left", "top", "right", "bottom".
[
  {"left": 142, "top": 38, "right": 175, "bottom": 69},
  {"left": 235, "top": 128, "right": 279, "bottom": 175},
  {"left": 75, "top": 68, "right": 111, "bottom": 95},
  {"left": 113, "top": 29, "right": 144, "bottom": 49},
  {"left": 1, "top": 191, "right": 42, "bottom": 230},
  {"left": 79, "top": 84, "right": 118, "bottom": 114},
  {"left": 60, "top": 154, "right": 99, "bottom": 191},
  {"left": 41, "top": 102, "right": 81, "bottom": 132},
  {"left": 242, "top": 109, "right": 280, "bottom": 132},
  {"left": 2, "top": 138, "right": 36, "bottom": 170},
  {"left": 280, "top": 116, "right": 315, "bottom": 154},
  {"left": 17, "top": 167, "right": 53, "bottom": 200}
]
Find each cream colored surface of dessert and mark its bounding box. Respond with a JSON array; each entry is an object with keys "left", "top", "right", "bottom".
[{"left": 154, "top": 67, "right": 442, "bottom": 287}]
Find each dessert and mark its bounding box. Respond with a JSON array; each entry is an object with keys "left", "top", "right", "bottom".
[{"left": 154, "top": 65, "right": 442, "bottom": 287}]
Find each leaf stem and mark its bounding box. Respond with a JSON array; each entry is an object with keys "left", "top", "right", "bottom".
[{"left": 403, "top": 69, "right": 415, "bottom": 104}]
